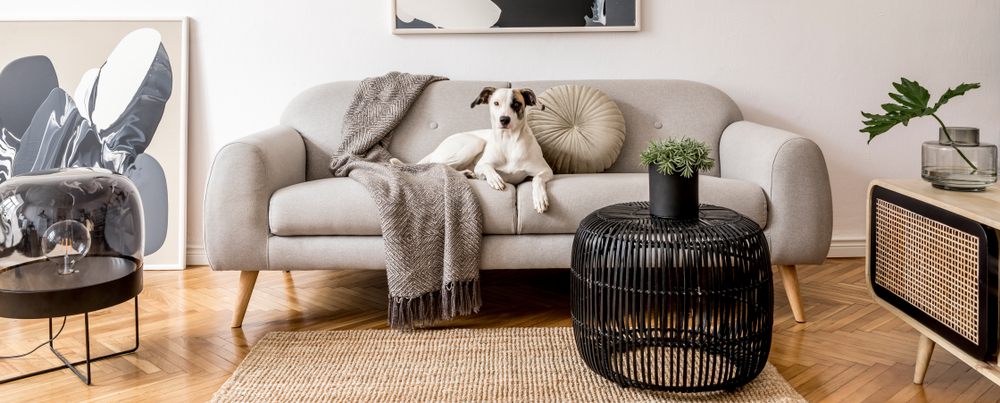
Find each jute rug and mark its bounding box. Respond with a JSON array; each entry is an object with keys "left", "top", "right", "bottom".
[{"left": 213, "top": 327, "right": 804, "bottom": 402}]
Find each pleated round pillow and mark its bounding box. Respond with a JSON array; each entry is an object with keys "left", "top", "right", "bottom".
[{"left": 527, "top": 85, "right": 626, "bottom": 174}]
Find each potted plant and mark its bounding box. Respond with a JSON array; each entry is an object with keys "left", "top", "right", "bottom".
[
  {"left": 640, "top": 138, "right": 714, "bottom": 219},
  {"left": 862, "top": 78, "right": 997, "bottom": 191}
]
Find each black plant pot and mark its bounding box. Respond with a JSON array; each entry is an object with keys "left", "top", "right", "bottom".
[{"left": 648, "top": 166, "right": 699, "bottom": 220}]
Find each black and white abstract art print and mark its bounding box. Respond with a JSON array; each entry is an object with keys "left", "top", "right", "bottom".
[
  {"left": 393, "top": 0, "right": 640, "bottom": 34},
  {"left": 0, "top": 19, "right": 189, "bottom": 269}
]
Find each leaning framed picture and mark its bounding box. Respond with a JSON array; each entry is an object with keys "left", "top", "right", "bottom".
[
  {"left": 0, "top": 18, "right": 189, "bottom": 270},
  {"left": 392, "top": 0, "right": 641, "bottom": 34}
]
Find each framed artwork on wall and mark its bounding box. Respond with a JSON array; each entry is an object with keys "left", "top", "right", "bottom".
[
  {"left": 0, "top": 18, "right": 189, "bottom": 270},
  {"left": 392, "top": 0, "right": 641, "bottom": 34}
]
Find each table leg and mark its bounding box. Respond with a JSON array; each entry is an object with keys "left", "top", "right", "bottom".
[
  {"left": 0, "top": 297, "right": 140, "bottom": 385},
  {"left": 914, "top": 334, "right": 935, "bottom": 384}
]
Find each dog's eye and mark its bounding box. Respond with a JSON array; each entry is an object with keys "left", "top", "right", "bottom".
[
  {"left": 493, "top": 101, "right": 499, "bottom": 106},
  {"left": 512, "top": 102, "right": 521, "bottom": 109}
]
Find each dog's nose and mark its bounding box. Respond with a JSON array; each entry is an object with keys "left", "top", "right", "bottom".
[{"left": 499, "top": 116, "right": 511, "bottom": 126}]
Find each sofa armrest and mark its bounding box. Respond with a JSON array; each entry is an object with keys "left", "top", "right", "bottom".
[
  {"left": 720, "top": 121, "right": 833, "bottom": 265},
  {"left": 204, "top": 125, "right": 306, "bottom": 271}
]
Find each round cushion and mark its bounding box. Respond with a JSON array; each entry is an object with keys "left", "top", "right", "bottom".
[{"left": 527, "top": 85, "right": 626, "bottom": 174}]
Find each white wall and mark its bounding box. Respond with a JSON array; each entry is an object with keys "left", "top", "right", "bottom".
[{"left": 4, "top": 0, "right": 999, "bottom": 263}]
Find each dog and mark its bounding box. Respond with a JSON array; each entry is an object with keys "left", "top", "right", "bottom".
[{"left": 393, "top": 87, "right": 553, "bottom": 213}]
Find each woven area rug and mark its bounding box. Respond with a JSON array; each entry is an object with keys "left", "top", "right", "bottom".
[{"left": 213, "top": 327, "right": 804, "bottom": 402}]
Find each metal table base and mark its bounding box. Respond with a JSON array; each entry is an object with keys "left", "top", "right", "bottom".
[{"left": 0, "top": 297, "right": 139, "bottom": 385}]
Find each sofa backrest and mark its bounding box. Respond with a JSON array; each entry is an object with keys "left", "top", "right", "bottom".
[
  {"left": 512, "top": 80, "right": 742, "bottom": 176},
  {"left": 281, "top": 79, "right": 741, "bottom": 180}
]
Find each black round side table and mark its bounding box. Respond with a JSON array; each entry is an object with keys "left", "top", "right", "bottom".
[
  {"left": 0, "top": 168, "right": 144, "bottom": 385},
  {"left": 571, "top": 202, "right": 773, "bottom": 392}
]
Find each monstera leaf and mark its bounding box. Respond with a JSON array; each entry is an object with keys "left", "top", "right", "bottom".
[
  {"left": 91, "top": 28, "right": 173, "bottom": 173},
  {"left": 861, "top": 78, "right": 981, "bottom": 143},
  {"left": 933, "top": 83, "right": 981, "bottom": 111}
]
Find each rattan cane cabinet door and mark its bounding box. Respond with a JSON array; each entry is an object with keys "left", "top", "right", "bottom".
[{"left": 869, "top": 185, "right": 998, "bottom": 360}]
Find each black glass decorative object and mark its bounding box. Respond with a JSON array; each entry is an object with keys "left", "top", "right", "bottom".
[
  {"left": 571, "top": 202, "right": 773, "bottom": 392},
  {"left": 0, "top": 168, "right": 143, "bottom": 385}
]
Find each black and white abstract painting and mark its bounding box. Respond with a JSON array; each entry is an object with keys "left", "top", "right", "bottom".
[
  {"left": 394, "top": 0, "right": 640, "bottom": 33},
  {"left": 0, "top": 19, "right": 189, "bottom": 269}
]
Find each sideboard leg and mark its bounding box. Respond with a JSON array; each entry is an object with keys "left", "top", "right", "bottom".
[
  {"left": 914, "top": 334, "right": 935, "bottom": 384},
  {"left": 779, "top": 265, "right": 806, "bottom": 323},
  {"left": 232, "top": 271, "right": 260, "bottom": 328}
]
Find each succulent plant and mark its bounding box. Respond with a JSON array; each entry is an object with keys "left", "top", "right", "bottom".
[{"left": 640, "top": 137, "right": 715, "bottom": 178}]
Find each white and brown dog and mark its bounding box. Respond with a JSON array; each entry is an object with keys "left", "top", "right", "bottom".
[{"left": 395, "top": 87, "right": 553, "bottom": 213}]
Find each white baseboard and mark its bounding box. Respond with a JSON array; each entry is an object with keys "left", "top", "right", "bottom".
[
  {"left": 186, "top": 245, "right": 209, "bottom": 266},
  {"left": 828, "top": 237, "right": 865, "bottom": 258},
  {"left": 181, "top": 237, "right": 868, "bottom": 269}
]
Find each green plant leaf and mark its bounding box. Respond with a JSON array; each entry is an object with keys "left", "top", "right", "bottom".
[
  {"left": 932, "top": 82, "right": 980, "bottom": 112},
  {"left": 880, "top": 103, "right": 906, "bottom": 114},
  {"left": 860, "top": 77, "right": 979, "bottom": 144},
  {"left": 892, "top": 77, "right": 931, "bottom": 110},
  {"left": 861, "top": 77, "right": 982, "bottom": 171},
  {"left": 640, "top": 137, "right": 715, "bottom": 178}
]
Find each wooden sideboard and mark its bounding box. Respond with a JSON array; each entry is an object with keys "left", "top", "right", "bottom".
[{"left": 866, "top": 179, "right": 1000, "bottom": 385}]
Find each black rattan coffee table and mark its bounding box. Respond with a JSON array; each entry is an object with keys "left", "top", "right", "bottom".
[{"left": 571, "top": 202, "right": 773, "bottom": 392}]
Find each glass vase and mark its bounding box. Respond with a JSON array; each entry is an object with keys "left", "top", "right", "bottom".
[{"left": 921, "top": 127, "right": 997, "bottom": 191}]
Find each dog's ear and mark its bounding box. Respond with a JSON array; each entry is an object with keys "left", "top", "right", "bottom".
[
  {"left": 520, "top": 89, "right": 538, "bottom": 107},
  {"left": 519, "top": 89, "right": 545, "bottom": 111},
  {"left": 471, "top": 87, "right": 496, "bottom": 108}
]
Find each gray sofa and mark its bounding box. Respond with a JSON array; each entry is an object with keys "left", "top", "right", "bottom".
[{"left": 205, "top": 79, "right": 833, "bottom": 328}]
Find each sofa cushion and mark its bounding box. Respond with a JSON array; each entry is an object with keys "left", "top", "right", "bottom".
[
  {"left": 516, "top": 173, "right": 767, "bottom": 234},
  {"left": 527, "top": 85, "right": 626, "bottom": 174},
  {"left": 270, "top": 177, "right": 517, "bottom": 236}
]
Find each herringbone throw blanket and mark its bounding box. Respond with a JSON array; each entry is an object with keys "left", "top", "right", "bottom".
[{"left": 329, "top": 72, "right": 483, "bottom": 330}]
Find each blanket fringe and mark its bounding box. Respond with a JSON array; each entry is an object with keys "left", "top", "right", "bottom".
[
  {"left": 389, "top": 278, "right": 481, "bottom": 331},
  {"left": 442, "top": 278, "right": 482, "bottom": 320}
]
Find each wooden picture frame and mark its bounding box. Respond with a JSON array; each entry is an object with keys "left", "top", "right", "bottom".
[{"left": 392, "top": 1, "right": 641, "bottom": 34}]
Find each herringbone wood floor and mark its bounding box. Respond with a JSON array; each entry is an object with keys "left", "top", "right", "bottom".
[{"left": 1, "top": 258, "right": 998, "bottom": 402}]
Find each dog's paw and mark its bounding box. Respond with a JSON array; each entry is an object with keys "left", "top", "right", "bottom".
[
  {"left": 487, "top": 176, "right": 506, "bottom": 191},
  {"left": 533, "top": 191, "right": 549, "bottom": 213}
]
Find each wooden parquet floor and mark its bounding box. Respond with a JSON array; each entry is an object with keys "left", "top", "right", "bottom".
[{"left": 1, "top": 258, "right": 998, "bottom": 402}]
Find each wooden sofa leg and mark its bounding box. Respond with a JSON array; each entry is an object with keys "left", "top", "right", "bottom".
[
  {"left": 914, "top": 334, "right": 935, "bottom": 384},
  {"left": 232, "top": 271, "right": 259, "bottom": 328},
  {"left": 779, "top": 265, "right": 806, "bottom": 323}
]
